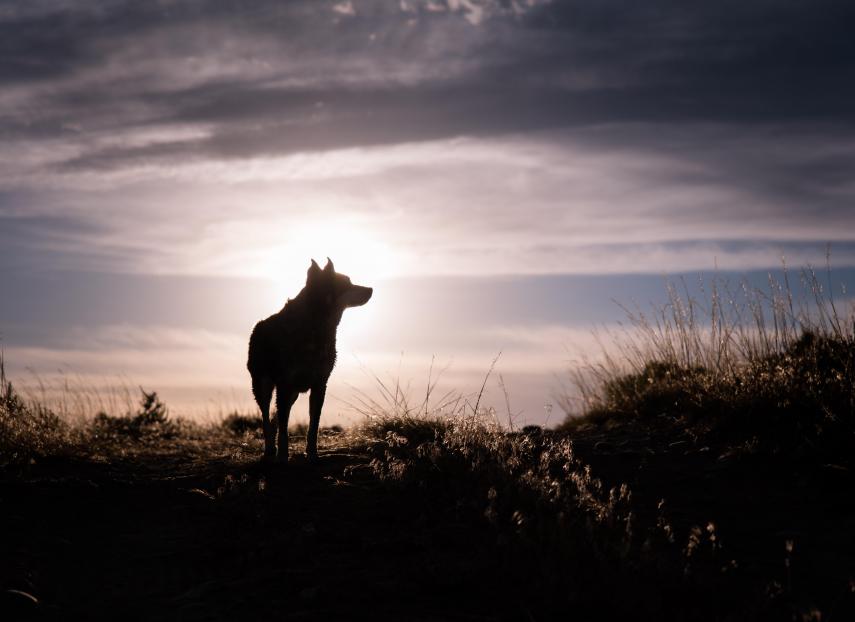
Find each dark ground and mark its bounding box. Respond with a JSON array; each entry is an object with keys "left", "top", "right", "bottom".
[
  {"left": 2, "top": 436, "right": 521, "bottom": 622},
  {"left": 572, "top": 420, "right": 855, "bottom": 618},
  {"left": 2, "top": 426, "right": 854, "bottom": 621}
]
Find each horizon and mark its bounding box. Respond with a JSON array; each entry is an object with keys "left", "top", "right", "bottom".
[
  {"left": 2, "top": 1, "right": 855, "bottom": 425},
  {"left": 4, "top": 265, "right": 855, "bottom": 427}
]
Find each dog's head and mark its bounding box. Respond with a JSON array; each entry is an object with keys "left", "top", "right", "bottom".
[{"left": 305, "top": 258, "right": 373, "bottom": 310}]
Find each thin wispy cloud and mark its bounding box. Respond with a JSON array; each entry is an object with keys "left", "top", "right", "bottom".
[{"left": 4, "top": 126, "right": 855, "bottom": 280}]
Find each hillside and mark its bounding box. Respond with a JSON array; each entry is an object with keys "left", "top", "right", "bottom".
[
  {"left": 2, "top": 372, "right": 853, "bottom": 621},
  {"left": 3, "top": 269, "right": 855, "bottom": 620}
]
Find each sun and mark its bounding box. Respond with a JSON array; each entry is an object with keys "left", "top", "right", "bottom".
[{"left": 261, "top": 220, "right": 399, "bottom": 297}]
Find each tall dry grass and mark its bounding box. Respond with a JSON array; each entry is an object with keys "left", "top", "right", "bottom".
[
  {"left": 0, "top": 353, "right": 73, "bottom": 464},
  {"left": 557, "top": 263, "right": 855, "bottom": 458}
]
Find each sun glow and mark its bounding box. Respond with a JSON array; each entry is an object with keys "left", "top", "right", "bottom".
[{"left": 261, "top": 221, "right": 400, "bottom": 297}]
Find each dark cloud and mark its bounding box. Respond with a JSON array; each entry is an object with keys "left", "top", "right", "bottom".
[
  {"left": 1, "top": 0, "right": 853, "bottom": 162},
  {"left": 1, "top": 0, "right": 854, "bottom": 280},
  {"left": 561, "top": 123, "right": 855, "bottom": 225}
]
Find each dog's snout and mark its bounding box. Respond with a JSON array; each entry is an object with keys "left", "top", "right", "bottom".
[
  {"left": 356, "top": 285, "right": 373, "bottom": 306},
  {"left": 340, "top": 284, "right": 373, "bottom": 307}
]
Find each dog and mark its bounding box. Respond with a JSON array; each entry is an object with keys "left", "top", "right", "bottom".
[{"left": 247, "top": 258, "right": 372, "bottom": 462}]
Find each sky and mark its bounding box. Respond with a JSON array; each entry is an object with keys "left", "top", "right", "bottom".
[{"left": 2, "top": 0, "right": 855, "bottom": 426}]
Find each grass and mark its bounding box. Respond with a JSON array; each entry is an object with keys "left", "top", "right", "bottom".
[
  {"left": 0, "top": 356, "right": 76, "bottom": 465},
  {"left": 558, "top": 266, "right": 855, "bottom": 459},
  {"left": 1, "top": 264, "right": 854, "bottom": 620},
  {"left": 549, "top": 264, "right": 855, "bottom": 619}
]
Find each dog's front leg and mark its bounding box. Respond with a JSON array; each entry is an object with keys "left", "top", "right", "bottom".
[
  {"left": 252, "top": 376, "right": 276, "bottom": 460},
  {"left": 276, "top": 389, "right": 299, "bottom": 463},
  {"left": 261, "top": 408, "right": 276, "bottom": 460},
  {"left": 306, "top": 385, "right": 326, "bottom": 462}
]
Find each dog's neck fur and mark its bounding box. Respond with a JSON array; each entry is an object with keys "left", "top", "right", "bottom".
[{"left": 282, "top": 285, "right": 344, "bottom": 338}]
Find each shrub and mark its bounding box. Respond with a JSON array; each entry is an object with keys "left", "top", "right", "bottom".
[
  {"left": 222, "top": 412, "right": 265, "bottom": 436},
  {"left": 90, "top": 388, "right": 179, "bottom": 440},
  {"left": 221, "top": 412, "right": 344, "bottom": 438},
  {"left": 0, "top": 354, "right": 70, "bottom": 464}
]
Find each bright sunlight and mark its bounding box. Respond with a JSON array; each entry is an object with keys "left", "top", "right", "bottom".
[{"left": 260, "top": 220, "right": 401, "bottom": 296}]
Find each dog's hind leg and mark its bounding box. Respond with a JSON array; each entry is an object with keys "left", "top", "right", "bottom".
[
  {"left": 276, "top": 388, "right": 299, "bottom": 463},
  {"left": 252, "top": 375, "right": 275, "bottom": 460},
  {"left": 306, "top": 385, "right": 326, "bottom": 463}
]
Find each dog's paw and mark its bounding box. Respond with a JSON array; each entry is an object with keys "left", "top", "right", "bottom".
[{"left": 305, "top": 452, "right": 319, "bottom": 464}]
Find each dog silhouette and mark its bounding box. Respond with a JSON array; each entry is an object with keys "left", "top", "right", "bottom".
[{"left": 247, "top": 258, "right": 372, "bottom": 462}]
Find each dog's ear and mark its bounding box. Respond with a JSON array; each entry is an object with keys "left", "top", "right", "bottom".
[
  {"left": 324, "top": 257, "right": 335, "bottom": 274},
  {"left": 307, "top": 259, "right": 321, "bottom": 281}
]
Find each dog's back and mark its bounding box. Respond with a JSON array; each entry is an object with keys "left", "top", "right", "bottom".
[
  {"left": 247, "top": 297, "right": 337, "bottom": 394},
  {"left": 246, "top": 313, "right": 279, "bottom": 381}
]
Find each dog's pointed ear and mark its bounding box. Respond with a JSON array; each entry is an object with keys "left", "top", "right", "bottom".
[
  {"left": 324, "top": 257, "right": 335, "bottom": 274},
  {"left": 307, "top": 259, "right": 321, "bottom": 281}
]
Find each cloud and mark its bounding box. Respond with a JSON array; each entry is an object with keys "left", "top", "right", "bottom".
[
  {"left": 3, "top": 123, "right": 855, "bottom": 281},
  {"left": 332, "top": 1, "right": 357, "bottom": 17},
  {"left": 2, "top": 2, "right": 853, "bottom": 284},
  {"left": 1, "top": 0, "right": 853, "bottom": 157}
]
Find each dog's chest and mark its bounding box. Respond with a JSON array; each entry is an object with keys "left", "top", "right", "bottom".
[
  {"left": 282, "top": 329, "right": 337, "bottom": 384},
  {"left": 300, "top": 336, "right": 336, "bottom": 364}
]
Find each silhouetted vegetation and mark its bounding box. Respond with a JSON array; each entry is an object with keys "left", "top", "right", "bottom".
[
  {"left": 221, "top": 411, "right": 266, "bottom": 435},
  {"left": 559, "top": 268, "right": 854, "bottom": 456},
  {"left": 221, "top": 412, "right": 344, "bottom": 439},
  {"left": 552, "top": 266, "right": 855, "bottom": 619},
  {"left": 562, "top": 331, "right": 854, "bottom": 457},
  {"left": 90, "top": 388, "right": 183, "bottom": 441},
  {"left": 0, "top": 356, "right": 71, "bottom": 466}
]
